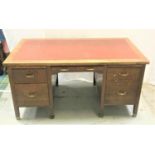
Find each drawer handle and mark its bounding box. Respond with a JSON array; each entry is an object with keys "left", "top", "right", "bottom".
[
  {"left": 27, "top": 92, "right": 36, "bottom": 98},
  {"left": 25, "top": 74, "right": 35, "bottom": 78},
  {"left": 117, "top": 91, "right": 127, "bottom": 96},
  {"left": 86, "top": 68, "right": 94, "bottom": 71},
  {"left": 60, "top": 69, "right": 69, "bottom": 72},
  {"left": 119, "top": 72, "right": 128, "bottom": 77},
  {"left": 114, "top": 78, "right": 118, "bottom": 82}
]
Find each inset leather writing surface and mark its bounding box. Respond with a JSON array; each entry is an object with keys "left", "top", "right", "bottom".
[{"left": 4, "top": 38, "right": 149, "bottom": 64}]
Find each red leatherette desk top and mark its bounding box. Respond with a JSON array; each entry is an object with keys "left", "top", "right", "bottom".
[{"left": 4, "top": 38, "right": 149, "bottom": 65}]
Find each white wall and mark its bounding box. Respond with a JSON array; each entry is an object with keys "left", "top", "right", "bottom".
[
  {"left": 3, "top": 29, "right": 155, "bottom": 85},
  {"left": 3, "top": 29, "right": 45, "bottom": 50}
]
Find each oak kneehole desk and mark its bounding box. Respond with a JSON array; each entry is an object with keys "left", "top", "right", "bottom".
[{"left": 3, "top": 38, "right": 149, "bottom": 120}]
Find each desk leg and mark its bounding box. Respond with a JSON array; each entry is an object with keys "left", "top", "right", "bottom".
[
  {"left": 49, "top": 107, "right": 55, "bottom": 119},
  {"left": 132, "top": 65, "right": 145, "bottom": 117},
  {"left": 47, "top": 67, "right": 55, "bottom": 119},
  {"left": 93, "top": 72, "right": 96, "bottom": 85},
  {"left": 98, "top": 67, "right": 107, "bottom": 117},
  {"left": 14, "top": 105, "right": 20, "bottom": 120},
  {"left": 98, "top": 109, "right": 104, "bottom": 117},
  {"left": 98, "top": 91, "right": 104, "bottom": 117},
  {"left": 133, "top": 104, "right": 138, "bottom": 117},
  {"left": 56, "top": 73, "right": 59, "bottom": 86},
  {"left": 8, "top": 68, "right": 21, "bottom": 120}
]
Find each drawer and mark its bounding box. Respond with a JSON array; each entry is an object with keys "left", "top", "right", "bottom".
[
  {"left": 105, "top": 82, "right": 139, "bottom": 105},
  {"left": 106, "top": 77, "right": 139, "bottom": 88},
  {"left": 14, "top": 84, "right": 49, "bottom": 106},
  {"left": 105, "top": 91, "right": 137, "bottom": 105},
  {"left": 107, "top": 67, "right": 141, "bottom": 82},
  {"left": 12, "top": 68, "right": 47, "bottom": 83},
  {"left": 52, "top": 66, "right": 103, "bottom": 73}
]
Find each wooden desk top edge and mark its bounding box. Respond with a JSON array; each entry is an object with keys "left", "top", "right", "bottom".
[{"left": 3, "top": 38, "right": 149, "bottom": 66}]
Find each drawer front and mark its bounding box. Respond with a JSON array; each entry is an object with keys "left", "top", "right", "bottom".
[
  {"left": 14, "top": 84, "right": 49, "bottom": 106},
  {"left": 105, "top": 89, "right": 137, "bottom": 105},
  {"left": 52, "top": 66, "right": 103, "bottom": 73},
  {"left": 106, "top": 77, "right": 139, "bottom": 89},
  {"left": 105, "top": 81, "right": 139, "bottom": 105},
  {"left": 12, "top": 68, "right": 47, "bottom": 83},
  {"left": 107, "top": 67, "right": 141, "bottom": 82}
]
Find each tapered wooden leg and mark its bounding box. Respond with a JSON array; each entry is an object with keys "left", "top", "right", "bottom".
[
  {"left": 49, "top": 106, "right": 55, "bottom": 119},
  {"left": 98, "top": 108, "right": 104, "bottom": 117},
  {"left": 56, "top": 74, "right": 59, "bottom": 86},
  {"left": 133, "top": 66, "right": 145, "bottom": 117},
  {"left": 98, "top": 67, "right": 107, "bottom": 117},
  {"left": 14, "top": 105, "right": 20, "bottom": 120},
  {"left": 47, "top": 67, "right": 55, "bottom": 119},
  {"left": 93, "top": 72, "right": 96, "bottom": 85},
  {"left": 48, "top": 93, "right": 55, "bottom": 119},
  {"left": 133, "top": 104, "right": 138, "bottom": 117}
]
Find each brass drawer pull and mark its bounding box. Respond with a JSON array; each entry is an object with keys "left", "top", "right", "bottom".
[
  {"left": 114, "top": 78, "right": 118, "bottom": 82},
  {"left": 25, "top": 74, "right": 35, "bottom": 78},
  {"left": 27, "top": 92, "right": 36, "bottom": 98},
  {"left": 119, "top": 72, "right": 128, "bottom": 77},
  {"left": 60, "top": 69, "right": 69, "bottom": 72},
  {"left": 86, "top": 68, "right": 94, "bottom": 71},
  {"left": 117, "top": 91, "right": 127, "bottom": 96}
]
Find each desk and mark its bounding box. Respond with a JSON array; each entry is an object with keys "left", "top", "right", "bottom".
[{"left": 3, "top": 38, "right": 149, "bottom": 119}]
